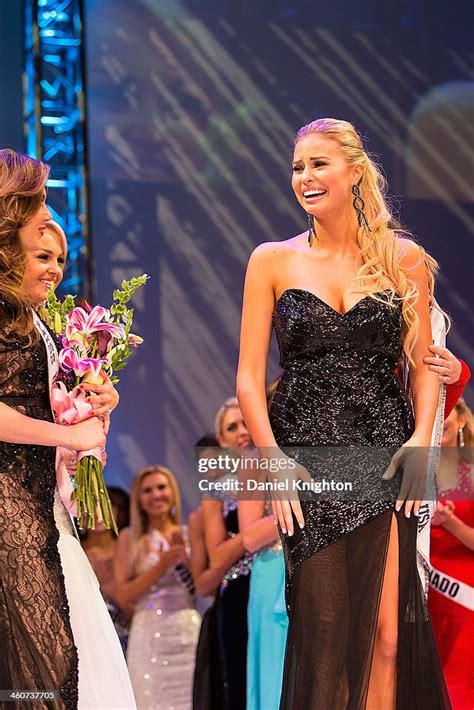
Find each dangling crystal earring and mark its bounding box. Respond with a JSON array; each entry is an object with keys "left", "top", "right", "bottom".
[
  {"left": 169, "top": 504, "right": 176, "bottom": 517},
  {"left": 307, "top": 213, "right": 317, "bottom": 247},
  {"left": 458, "top": 427, "right": 465, "bottom": 448},
  {"left": 352, "top": 178, "right": 371, "bottom": 232}
]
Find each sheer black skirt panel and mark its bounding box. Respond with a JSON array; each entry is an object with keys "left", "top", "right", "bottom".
[{"left": 280, "top": 510, "right": 451, "bottom": 710}]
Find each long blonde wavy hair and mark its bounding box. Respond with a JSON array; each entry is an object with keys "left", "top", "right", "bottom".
[
  {"left": 0, "top": 149, "right": 50, "bottom": 342},
  {"left": 128, "top": 465, "right": 182, "bottom": 572},
  {"left": 295, "top": 118, "right": 441, "bottom": 365}
]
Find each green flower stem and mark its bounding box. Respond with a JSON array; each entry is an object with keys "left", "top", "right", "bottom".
[{"left": 73, "top": 455, "right": 118, "bottom": 534}]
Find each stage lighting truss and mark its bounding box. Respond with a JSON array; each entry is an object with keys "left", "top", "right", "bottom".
[{"left": 24, "top": 0, "right": 92, "bottom": 298}]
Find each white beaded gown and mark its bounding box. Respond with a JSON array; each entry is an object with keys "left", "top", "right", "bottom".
[
  {"left": 126, "top": 529, "right": 201, "bottom": 710},
  {"left": 54, "top": 490, "right": 137, "bottom": 709}
]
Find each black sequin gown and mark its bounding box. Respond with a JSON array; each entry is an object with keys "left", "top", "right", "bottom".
[
  {"left": 269, "top": 289, "right": 451, "bottom": 710},
  {"left": 193, "top": 491, "right": 252, "bottom": 710},
  {"left": 0, "top": 302, "right": 78, "bottom": 709}
]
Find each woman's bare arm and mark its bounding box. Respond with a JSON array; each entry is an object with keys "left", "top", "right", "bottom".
[
  {"left": 237, "top": 244, "right": 306, "bottom": 535},
  {"left": 188, "top": 509, "right": 225, "bottom": 597},
  {"left": 0, "top": 402, "right": 71, "bottom": 447},
  {"left": 442, "top": 515, "right": 474, "bottom": 551},
  {"left": 238, "top": 499, "right": 278, "bottom": 553},
  {"left": 201, "top": 498, "right": 245, "bottom": 570},
  {"left": 384, "top": 240, "right": 441, "bottom": 515},
  {"left": 401, "top": 240, "right": 440, "bottom": 443},
  {"left": 236, "top": 244, "right": 278, "bottom": 448},
  {"left": 0, "top": 402, "right": 104, "bottom": 450}
]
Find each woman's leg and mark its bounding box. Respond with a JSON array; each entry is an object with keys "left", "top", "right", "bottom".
[{"left": 366, "top": 513, "right": 399, "bottom": 709}]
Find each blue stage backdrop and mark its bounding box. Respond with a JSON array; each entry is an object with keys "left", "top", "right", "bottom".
[
  {"left": 0, "top": 1, "right": 24, "bottom": 150},
  {"left": 84, "top": 0, "right": 474, "bottom": 510}
]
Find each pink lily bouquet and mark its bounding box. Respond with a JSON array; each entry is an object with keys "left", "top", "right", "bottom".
[{"left": 46, "top": 275, "right": 148, "bottom": 533}]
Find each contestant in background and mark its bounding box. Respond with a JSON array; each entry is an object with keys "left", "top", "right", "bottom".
[
  {"left": 239, "top": 498, "right": 287, "bottom": 710},
  {"left": 429, "top": 398, "right": 474, "bottom": 709},
  {"left": 115, "top": 465, "right": 200, "bottom": 710},
  {"left": 81, "top": 487, "right": 132, "bottom": 654},
  {"left": 189, "top": 435, "right": 228, "bottom": 710},
  {"left": 0, "top": 150, "right": 135, "bottom": 710},
  {"left": 238, "top": 382, "right": 288, "bottom": 710},
  {"left": 200, "top": 397, "right": 253, "bottom": 710},
  {"left": 189, "top": 435, "right": 223, "bottom": 611}
]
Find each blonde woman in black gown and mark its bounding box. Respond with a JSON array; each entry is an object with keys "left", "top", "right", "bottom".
[{"left": 237, "top": 119, "right": 451, "bottom": 709}]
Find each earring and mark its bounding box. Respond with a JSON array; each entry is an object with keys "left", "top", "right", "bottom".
[
  {"left": 458, "top": 427, "right": 465, "bottom": 448},
  {"left": 307, "top": 213, "right": 317, "bottom": 247},
  {"left": 352, "top": 180, "right": 371, "bottom": 232},
  {"left": 169, "top": 504, "right": 176, "bottom": 517}
]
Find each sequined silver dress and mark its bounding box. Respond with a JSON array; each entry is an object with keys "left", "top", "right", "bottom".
[
  {"left": 126, "top": 529, "right": 201, "bottom": 709},
  {"left": 269, "top": 289, "right": 451, "bottom": 709}
]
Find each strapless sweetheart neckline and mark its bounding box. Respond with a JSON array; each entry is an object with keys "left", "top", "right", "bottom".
[{"left": 274, "top": 288, "right": 390, "bottom": 318}]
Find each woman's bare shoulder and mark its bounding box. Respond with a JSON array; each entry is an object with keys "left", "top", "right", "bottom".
[
  {"left": 188, "top": 509, "right": 201, "bottom": 522},
  {"left": 116, "top": 526, "right": 131, "bottom": 549},
  {"left": 188, "top": 508, "right": 203, "bottom": 528},
  {"left": 248, "top": 233, "right": 306, "bottom": 265},
  {"left": 396, "top": 235, "right": 426, "bottom": 262},
  {"left": 395, "top": 236, "right": 432, "bottom": 279}
]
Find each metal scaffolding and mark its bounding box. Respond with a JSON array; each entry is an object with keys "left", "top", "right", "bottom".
[{"left": 24, "top": 0, "right": 91, "bottom": 298}]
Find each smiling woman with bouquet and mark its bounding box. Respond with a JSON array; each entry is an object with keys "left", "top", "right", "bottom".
[{"left": 0, "top": 149, "right": 137, "bottom": 709}]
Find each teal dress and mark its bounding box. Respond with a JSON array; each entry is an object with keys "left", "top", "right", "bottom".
[{"left": 246, "top": 541, "right": 288, "bottom": 710}]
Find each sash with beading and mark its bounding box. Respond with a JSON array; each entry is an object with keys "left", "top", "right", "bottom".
[
  {"left": 33, "top": 311, "right": 77, "bottom": 515},
  {"left": 401, "top": 301, "right": 447, "bottom": 598}
]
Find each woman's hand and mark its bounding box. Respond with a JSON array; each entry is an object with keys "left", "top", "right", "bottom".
[
  {"left": 424, "top": 345, "right": 461, "bottom": 385},
  {"left": 81, "top": 370, "right": 120, "bottom": 418},
  {"left": 169, "top": 529, "right": 185, "bottom": 546},
  {"left": 168, "top": 530, "right": 190, "bottom": 567},
  {"left": 158, "top": 545, "right": 187, "bottom": 571},
  {"left": 269, "top": 452, "right": 311, "bottom": 536},
  {"left": 67, "top": 417, "right": 106, "bottom": 452},
  {"left": 59, "top": 446, "right": 78, "bottom": 475},
  {"left": 431, "top": 500, "right": 455, "bottom": 526},
  {"left": 382, "top": 434, "right": 431, "bottom": 518}
]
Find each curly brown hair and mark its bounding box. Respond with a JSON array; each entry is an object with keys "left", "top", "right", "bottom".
[{"left": 0, "top": 149, "right": 50, "bottom": 341}]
